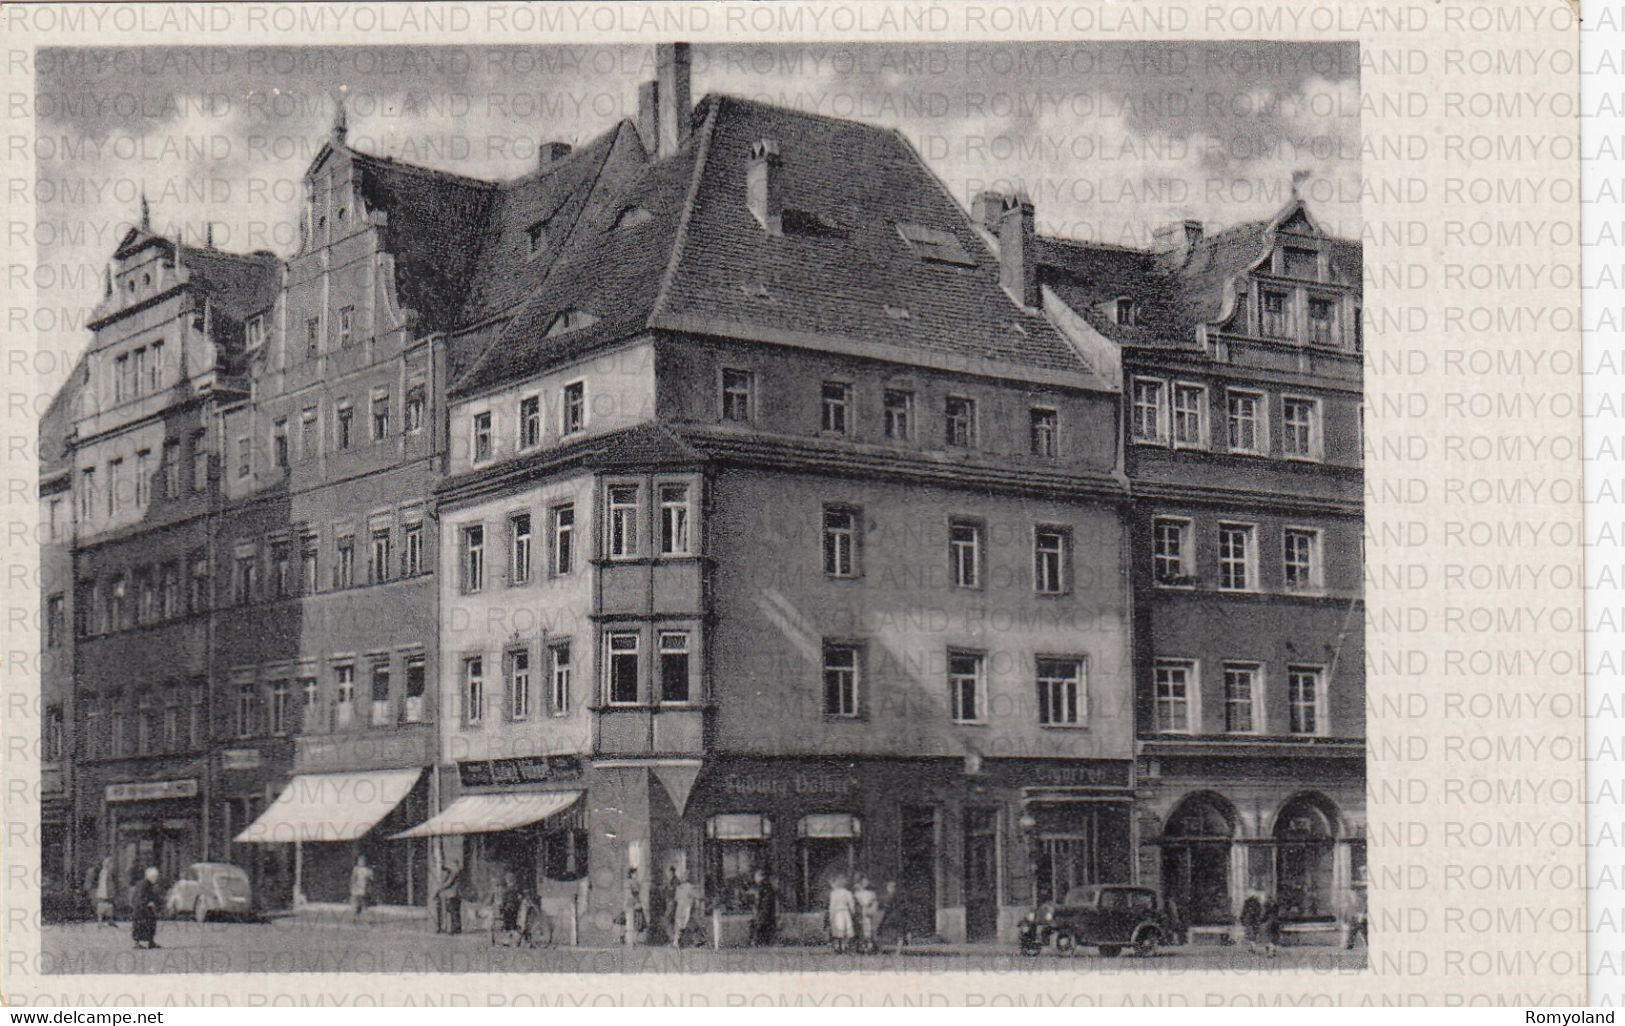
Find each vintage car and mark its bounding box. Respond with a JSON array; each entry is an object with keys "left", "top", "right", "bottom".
[
  {"left": 164, "top": 862, "right": 255, "bottom": 922},
  {"left": 1018, "top": 884, "right": 1169, "bottom": 957}
]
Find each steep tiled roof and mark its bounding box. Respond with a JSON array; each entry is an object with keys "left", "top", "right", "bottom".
[
  {"left": 448, "top": 94, "right": 1094, "bottom": 398},
  {"left": 353, "top": 153, "right": 496, "bottom": 334},
  {"left": 177, "top": 244, "right": 280, "bottom": 320},
  {"left": 1038, "top": 237, "right": 1187, "bottom": 348}
]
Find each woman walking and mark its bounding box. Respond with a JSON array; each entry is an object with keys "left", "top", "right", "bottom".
[{"left": 128, "top": 867, "right": 161, "bottom": 950}]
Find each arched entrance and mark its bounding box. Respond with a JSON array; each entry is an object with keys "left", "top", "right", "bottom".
[
  {"left": 1160, "top": 792, "right": 1236, "bottom": 925},
  {"left": 1273, "top": 793, "right": 1339, "bottom": 919}
]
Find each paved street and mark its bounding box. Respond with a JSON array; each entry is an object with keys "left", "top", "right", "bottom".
[{"left": 37, "top": 919, "right": 1367, "bottom": 976}]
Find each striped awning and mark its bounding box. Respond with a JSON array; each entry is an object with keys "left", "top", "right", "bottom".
[
  {"left": 391, "top": 790, "right": 582, "bottom": 839},
  {"left": 235, "top": 768, "right": 422, "bottom": 844}
]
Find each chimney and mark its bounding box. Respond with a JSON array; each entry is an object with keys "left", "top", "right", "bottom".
[
  {"left": 655, "top": 42, "right": 692, "bottom": 157},
  {"left": 1152, "top": 219, "right": 1203, "bottom": 266},
  {"left": 636, "top": 80, "right": 660, "bottom": 155},
  {"left": 537, "top": 141, "right": 573, "bottom": 169},
  {"left": 746, "top": 139, "right": 782, "bottom": 236},
  {"left": 971, "top": 190, "right": 1007, "bottom": 233},
  {"left": 998, "top": 192, "right": 1038, "bottom": 309}
]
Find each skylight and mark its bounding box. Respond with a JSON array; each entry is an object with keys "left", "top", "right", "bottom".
[
  {"left": 895, "top": 222, "right": 975, "bottom": 267},
  {"left": 613, "top": 206, "right": 653, "bottom": 230},
  {"left": 545, "top": 310, "right": 599, "bottom": 338}
]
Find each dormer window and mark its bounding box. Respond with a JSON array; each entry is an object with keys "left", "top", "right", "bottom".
[
  {"left": 245, "top": 314, "right": 265, "bottom": 350},
  {"left": 1105, "top": 297, "right": 1137, "bottom": 326},
  {"left": 1282, "top": 246, "right": 1319, "bottom": 280},
  {"left": 895, "top": 222, "right": 975, "bottom": 267},
  {"left": 545, "top": 310, "right": 598, "bottom": 338},
  {"left": 613, "top": 206, "right": 653, "bottom": 230},
  {"left": 142, "top": 272, "right": 151, "bottom": 286}
]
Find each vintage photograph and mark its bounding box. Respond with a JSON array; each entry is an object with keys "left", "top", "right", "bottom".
[{"left": 33, "top": 38, "right": 1364, "bottom": 974}]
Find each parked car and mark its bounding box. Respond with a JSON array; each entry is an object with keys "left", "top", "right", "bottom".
[
  {"left": 1018, "top": 884, "right": 1169, "bottom": 957},
  {"left": 165, "top": 863, "right": 255, "bottom": 922}
]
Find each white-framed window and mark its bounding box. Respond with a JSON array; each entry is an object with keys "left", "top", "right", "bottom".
[
  {"left": 1034, "top": 526, "right": 1070, "bottom": 595},
  {"left": 246, "top": 315, "right": 264, "bottom": 350},
  {"left": 334, "top": 534, "right": 355, "bottom": 589},
  {"left": 234, "top": 683, "right": 256, "bottom": 739},
  {"left": 1217, "top": 523, "right": 1256, "bottom": 592},
  {"left": 79, "top": 467, "right": 95, "bottom": 521},
  {"left": 1154, "top": 659, "right": 1196, "bottom": 733},
  {"left": 944, "top": 395, "right": 977, "bottom": 447},
  {"left": 721, "top": 368, "right": 754, "bottom": 422},
  {"left": 1131, "top": 378, "right": 1166, "bottom": 443},
  {"left": 371, "top": 390, "right": 390, "bottom": 440},
  {"left": 336, "top": 403, "right": 354, "bottom": 450},
  {"left": 1172, "top": 383, "right": 1206, "bottom": 447},
  {"left": 821, "top": 381, "right": 851, "bottom": 435},
  {"left": 338, "top": 306, "right": 354, "bottom": 348},
  {"left": 404, "top": 656, "right": 427, "bottom": 723},
  {"left": 659, "top": 484, "right": 692, "bottom": 556},
  {"left": 461, "top": 524, "right": 484, "bottom": 593},
  {"left": 507, "top": 649, "right": 531, "bottom": 720},
  {"left": 1260, "top": 288, "right": 1292, "bottom": 338},
  {"left": 1223, "top": 662, "right": 1263, "bottom": 734},
  {"left": 1282, "top": 396, "right": 1322, "bottom": 460},
  {"left": 562, "top": 381, "right": 586, "bottom": 435},
  {"left": 402, "top": 522, "right": 423, "bottom": 577},
  {"left": 823, "top": 505, "right": 860, "bottom": 578},
  {"left": 370, "top": 662, "right": 391, "bottom": 726},
  {"left": 607, "top": 484, "right": 639, "bottom": 559},
  {"left": 948, "top": 650, "right": 984, "bottom": 723},
  {"left": 884, "top": 389, "right": 914, "bottom": 440},
  {"left": 949, "top": 520, "right": 981, "bottom": 589},
  {"left": 509, "top": 513, "right": 531, "bottom": 584},
  {"left": 823, "top": 642, "right": 860, "bottom": 718},
  {"left": 334, "top": 663, "right": 355, "bottom": 728},
  {"left": 405, "top": 385, "right": 425, "bottom": 434},
  {"left": 135, "top": 449, "right": 151, "bottom": 507},
  {"left": 551, "top": 503, "right": 575, "bottom": 575},
  {"left": 1288, "top": 665, "right": 1327, "bottom": 735},
  {"left": 1226, "top": 390, "right": 1266, "bottom": 455},
  {"left": 1036, "top": 657, "right": 1085, "bottom": 726},
  {"left": 1283, "top": 527, "right": 1323, "bottom": 593},
  {"left": 463, "top": 656, "right": 484, "bottom": 725},
  {"left": 301, "top": 677, "right": 320, "bottom": 727},
  {"left": 519, "top": 395, "right": 541, "bottom": 449},
  {"left": 659, "top": 631, "right": 691, "bottom": 704},
  {"left": 549, "top": 642, "right": 572, "bottom": 716},
  {"left": 369, "top": 527, "right": 391, "bottom": 584},
  {"left": 1152, "top": 517, "right": 1194, "bottom": 586},
  {"left": 1308, "top": 296, "right": 1338, "bottom": 345},
  {"left": 1030, "top": 407, "right": 1058, "bottom": 457},
  {"left": 607, "top": 632, "right": 640, "bottom": 705},
  {"left": 472, "top": 411, "right": 493, "bottom": 463}
]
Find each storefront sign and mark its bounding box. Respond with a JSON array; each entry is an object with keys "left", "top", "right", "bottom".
[
  {"left": 106, "top": 779, "right": 198, "bottom": 802},
  {"left": 719, "top": 769, "right": 856, "bottom": 798},
  {"left": 1010, "top": 761, "right": 1133, "bottom": 789},
  {"left": 458, "top": 756, "right": 584, "bottom": 787},
  {"left": 221, "top": 748, "right": 261, "bottom": 771}
]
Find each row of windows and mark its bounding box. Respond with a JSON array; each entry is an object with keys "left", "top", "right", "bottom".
[
  {"left": 469, "top": 382, "right": 587, "bottom": 465},
  {"left": 1131, "top": 379, "right": 1327, "bottom": 461},
  {"left": 77, "top": 557, "right": 211, "bottom": 637},
  {"left": 76, "top": 685, "right": 207, "bottom": 759},
  {"left": 459, "top": 502, "right": 577, "bottom": 593},
  {"left": 1152, "top": 659, "right": 1329, "bottom": 737},
  {"left": 78, "top": 432, "right": 209, "bottom": 522},
  {"left": 232, "top": 521, "right": 427, "bottom": 606},
  {"left": 254, "top": 383, "right": 426, "bottom": 478},
  {"left": 822, "top": 506, "right": 1074, "bottom": 595},
  {"left": 818, "top": 644, "right": 1089, "bottom": 726},
  {"left": 460, "top": 641, "right": 575, "bottom": 723},
  {"left": 109, "top": 339, "right": 166, "bottom": 404},
  {"left": 719, "top": 368, "right": 1063, "bottom": 457},
  {"left": 1151, "top": 518, "right": 1327, "bottom": 594},
  {"left": 230, "top": 654, "right": 430, "bottom": 737}
]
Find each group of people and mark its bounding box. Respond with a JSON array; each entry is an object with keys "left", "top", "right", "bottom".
[
  {"left": 825, "top": 874, "right": 899, "bottom": 954},
  {"left": 1238, "top": 892, "right": 1282, "bottom": 956},
  {"left": 619, "top": 866, "right": 705, "bottom": 947},
  {"left": 86, "top": 857, "right": 163, "bottom": 950}
]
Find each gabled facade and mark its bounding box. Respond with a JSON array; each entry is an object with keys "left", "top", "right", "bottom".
[{"left": 1035, "top": 196, "right": 1365, "bottom": 940}]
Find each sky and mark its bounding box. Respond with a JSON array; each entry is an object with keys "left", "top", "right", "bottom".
[{"left": 32, "top": 41, "right": 1360, "bottom": 397}]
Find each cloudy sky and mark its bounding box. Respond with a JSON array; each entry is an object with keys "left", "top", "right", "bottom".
[{"left": 34, "top": 41, "right": 1359, "bottom": 396}]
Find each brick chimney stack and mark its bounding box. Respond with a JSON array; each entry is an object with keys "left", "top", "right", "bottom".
[
  {"left": 998, "top": 192, "right": 1038, "bottom": 309},
  {"left": 746, "top": 139, "right": 782, "bottom": 236},
  {"left": 656, "top": 42, "right": 692, "bottom": 157}
]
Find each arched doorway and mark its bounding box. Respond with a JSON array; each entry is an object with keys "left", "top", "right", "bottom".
[
  {"left": 1160, "top": 793, "right": 1236, "bottom": 925},
  {"left": 1273, "top": 793, "right": 1339, "bottom": 920}
]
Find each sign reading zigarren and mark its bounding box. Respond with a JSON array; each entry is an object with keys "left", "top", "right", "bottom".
[
  {"left": 105, "top": 779, "right": 199, "bottom": 802},
  {"left": 458, "top": 756, "right": 583, "bottom": 787}
]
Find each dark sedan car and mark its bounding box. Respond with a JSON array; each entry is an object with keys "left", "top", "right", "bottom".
[{"left": 1018, "top": 884, "right": 1170, "bottom": 957}]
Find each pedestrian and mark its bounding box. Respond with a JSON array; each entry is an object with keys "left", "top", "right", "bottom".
[
  {"left": 495, "top": 870, "right": 523, "bottom": 946},
  {"left": 852, "top": 875, "right": 879, "bottom": 954},
  {"left": 827, "top": 874, "right": 856, "bottom": 954},
  {"left": 94, "top": 855, "right": 119, "bottom": 928},
  {"left": 434, "top": 862, "right": 462, "bottom": 935},
  {"left": 1345, "top": 886, "right": 1368, "bottom": 950},
  {"left": 621, "top": 867, "right": 643, "bottom": 946},
  {"left": 875, "top": 880, "right": 903, "bottom": 954},
  {"left": 1261, "top": 894, "right": 1281, "bottom": 957},
  {"left": 349, "top": 855, "right": 374, "bottom": 920},
  {"left": 748, "top": 867, "right": 777, "bottom": 947},
  {"left": 128, "top": 866, "right": 161, "bottom": 949},
  {"left": 662, "top": 865, "right": 680, "bottom": 945},
  {"left": 670, "top": 871, "right": 699, "bottom": 948},
  {"left": 1240, "top": 891, "right": 1264, "bottom": 954}
]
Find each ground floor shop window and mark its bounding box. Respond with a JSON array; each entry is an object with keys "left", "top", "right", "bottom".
[
  {"left": 1273, "top": 793, "right": 1339, "bottom": 920},
  {"left": 705, "top": 813, "right": 771, "bottom": 913},
  {"left": 1160, "top": 792, "right": 1237, "bottom": 925},
  {"left": 796, "top": 813, "right": 862, "bottom": 911}
]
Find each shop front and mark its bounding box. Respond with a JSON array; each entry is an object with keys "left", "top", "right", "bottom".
[
  {"left": 105, "top": 778, "right": 204, "bottom": 896},
  {"left": 683, "top": 756, "right": 1135, "bottom": 945}
]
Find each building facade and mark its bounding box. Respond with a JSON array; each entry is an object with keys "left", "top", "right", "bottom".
[{"left": 40, "top": 42, "right": 1360, "bottom": 945}]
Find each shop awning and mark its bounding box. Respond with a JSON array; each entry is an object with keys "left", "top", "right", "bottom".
[
  {"left": 234, "top": 768, "right": 422, "bottom": 844},
  {"left": 391, "top": 790, "right": 583, "bottom": 839}
]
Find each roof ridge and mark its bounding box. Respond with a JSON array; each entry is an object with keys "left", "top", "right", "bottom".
[
  {"left": 349, "top": 148, "right": 498, "bottom": 191},
  {"left": 1040, "top": 234, "right": 1154, "bottom": 257},
  {"left": 179, "top": 244, "right": 280, "bottom": 265},
  {"left": 498, "top": 120, "right": 629, "bottom": 189},
  {"left": 647, "top": 93, "right": 722, "bottom": 324},
  {"left": 707, "top": 91, "right": 899, "bottom": 134},
  {"left": 447, "top": 121, "right": 633, "bottom": 395}
]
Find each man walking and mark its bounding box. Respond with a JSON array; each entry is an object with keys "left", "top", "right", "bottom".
[
  {"left": 434, "top": 862, "right": 462, "bottom": 934},
  {"left": 670, "top": 871, "right": 699, "bottom": 949},
  {"left": 128, "top": 866, "right": 161, "bottom": 949},
  {"left": 350, "top": 855, "right": 375, "bottom": 920}
]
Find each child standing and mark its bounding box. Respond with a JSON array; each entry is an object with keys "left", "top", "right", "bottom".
[{"left": 827, "top": 875, "right": 856, "bottom": 954}]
